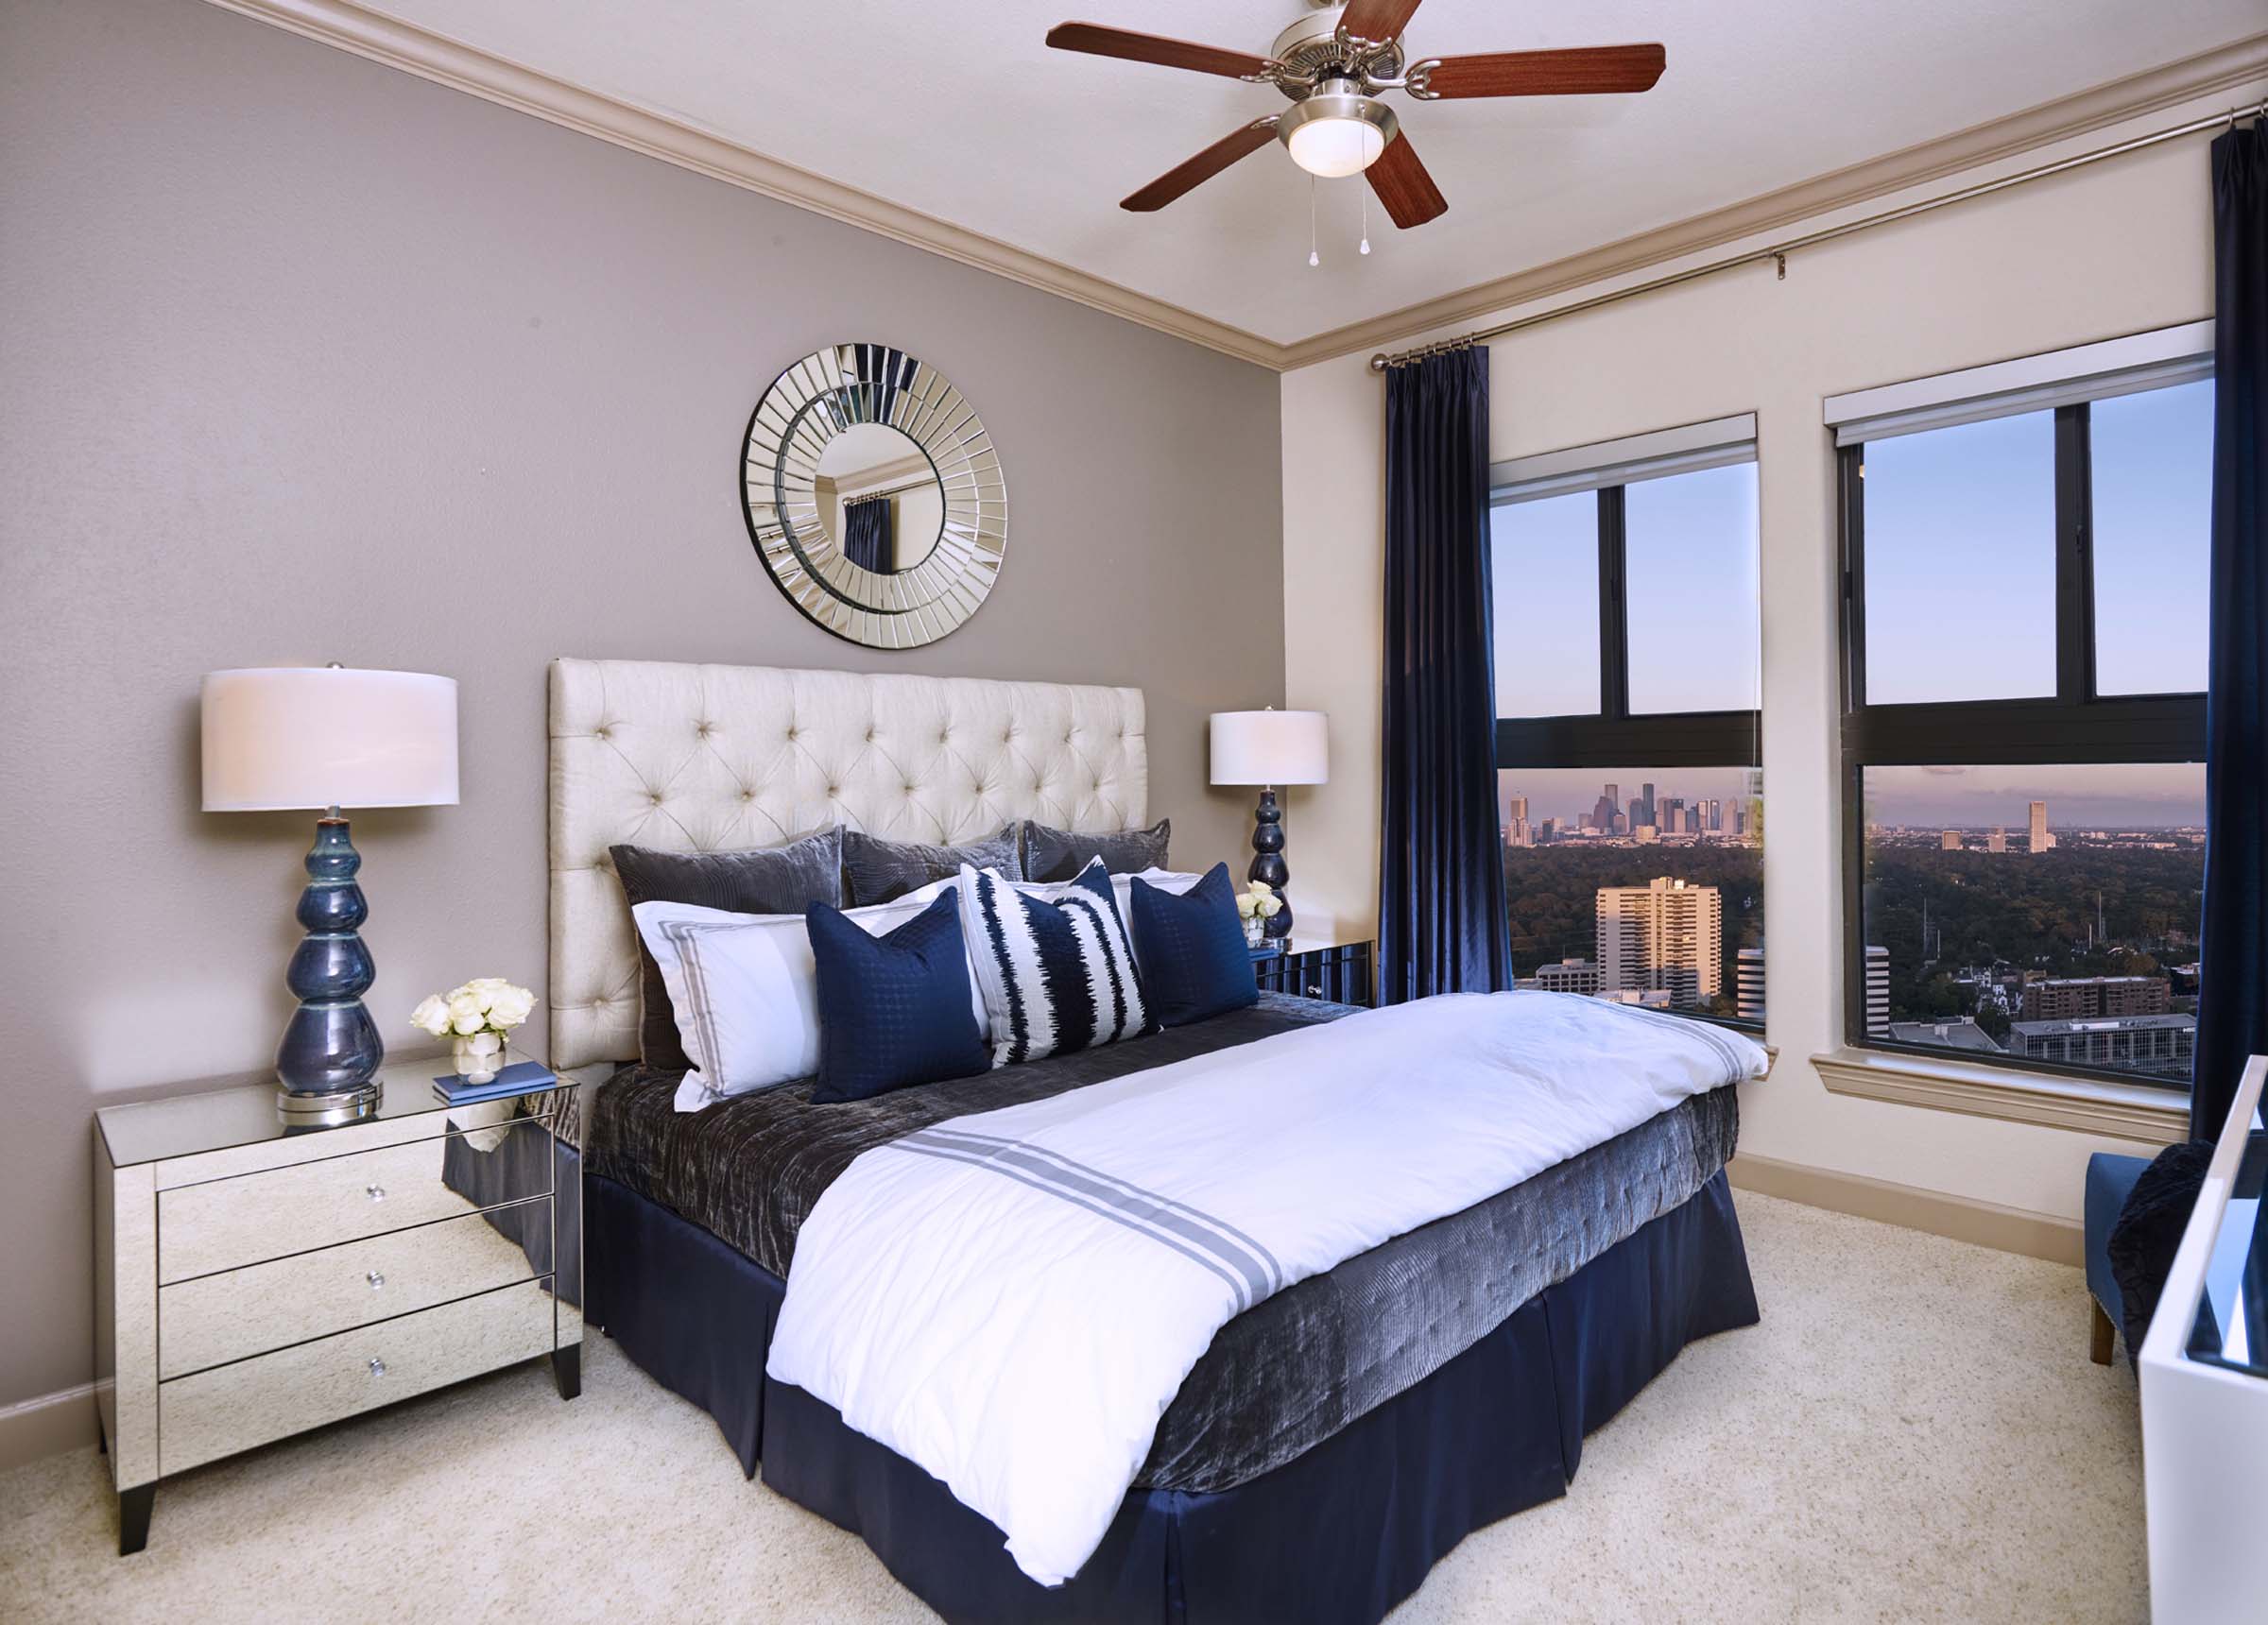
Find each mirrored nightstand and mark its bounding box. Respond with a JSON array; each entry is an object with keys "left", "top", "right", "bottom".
[
  {"left": 1253, "top": 935, "right": 1376, "bottom": 1007},
  {"left": 93, "top": 1052, "right": 580, "bottom": 1555}
]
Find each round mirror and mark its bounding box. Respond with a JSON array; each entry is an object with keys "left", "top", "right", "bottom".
[{"left": 741, "top": 344, "right": 1005, "bottom": 649}]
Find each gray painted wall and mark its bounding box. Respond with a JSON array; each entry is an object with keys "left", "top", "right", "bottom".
[{"left": 0, "top": 0, "right": 1284, "bottom": 1408}]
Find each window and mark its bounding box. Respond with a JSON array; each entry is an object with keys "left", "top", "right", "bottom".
[
  {"left": 1832, "top": 325, "right": 2211, "bottom": 1089},
  {"left": 1491, "top": 416, "right": 1762, "bottom": 1026}
]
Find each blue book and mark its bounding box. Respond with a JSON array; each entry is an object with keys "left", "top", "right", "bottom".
[{"left": 432, "top": 1059, "right": 558, "bottom": 1106}]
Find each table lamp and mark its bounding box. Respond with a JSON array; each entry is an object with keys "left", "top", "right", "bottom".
[
  {"left": 202, "top": 666, "right": 459, "bottom": 1121},
  {"left": 1209, "top": 708, "right": 1328, "bottom": 941}
]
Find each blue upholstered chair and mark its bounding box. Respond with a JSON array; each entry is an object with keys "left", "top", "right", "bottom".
[{"left": 2084, "top": 1151, "right": 2152, "bottom": 1362}]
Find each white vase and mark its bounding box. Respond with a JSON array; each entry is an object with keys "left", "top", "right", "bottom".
[
  {"left": 452, "top": 1030, "right": 504, "bottom": 1084},
  {"left": 1243, "top": 915, "right": 1268, "bottom": 949}
]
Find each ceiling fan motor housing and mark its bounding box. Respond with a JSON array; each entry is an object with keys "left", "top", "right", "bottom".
[{"left": 1271, "top": 5, "right": 1405, "bottom": 97}]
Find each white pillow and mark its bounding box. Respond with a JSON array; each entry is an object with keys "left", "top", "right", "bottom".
[
  {"left": 1013, "top": 866, "right": 1205, "bottom": 922},
  {"left": 633, "top": 875, "right": 985, "bottom": 1113}
]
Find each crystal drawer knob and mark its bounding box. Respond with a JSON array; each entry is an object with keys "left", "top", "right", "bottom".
[
  {"left": 366, "top": 1183, "right": 386, "bottom": 1202},
  {"left": 368, "top": 1357, "right": 387, "bottom": 1378},
  {"left": 367, "top": 1271, "right": 386, "bottom": 1291}
]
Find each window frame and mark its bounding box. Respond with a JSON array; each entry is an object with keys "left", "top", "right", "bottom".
[
  {"left": 1836, "top": 383, "right": 2208, "bottom": 1093},
  {"left": 1491, "top": 417, "right": 1764, "bottom": 1032}
]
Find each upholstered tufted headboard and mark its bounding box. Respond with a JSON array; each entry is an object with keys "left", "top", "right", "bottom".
[{"left": 547, "top": 658, "right": 1148, "bottom": 1069}]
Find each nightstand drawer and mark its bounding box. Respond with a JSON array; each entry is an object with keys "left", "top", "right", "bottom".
[
  {"left": 159, "top": 1277, "right": 558, "bottom": 1475},
  {"left": 159, "top": 1201, "right": 551, "bottom": 1378},
  {"left": 157, "top": 1120, "right": 552, "bottom": 1284}
]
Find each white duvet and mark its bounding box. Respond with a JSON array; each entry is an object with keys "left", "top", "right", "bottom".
[{"left": 765, "top": 990, "right": 1768, "bottom": 1585}]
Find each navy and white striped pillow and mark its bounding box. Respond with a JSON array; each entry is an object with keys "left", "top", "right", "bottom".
[{"left": 956, "top": 857, "right": 1148, "bottom": 1067}]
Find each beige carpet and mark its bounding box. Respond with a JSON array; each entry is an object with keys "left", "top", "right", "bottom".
[{"left": 0, "top": 1193, "right": 2146, "bottom": 1623}]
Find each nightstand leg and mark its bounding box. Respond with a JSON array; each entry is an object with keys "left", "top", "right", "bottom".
[
  {"left": 118, "top": 1484, "right": 154, "bottom": 1556},
  {"left": 553, "top": 1343, "right": 580, "bottom": 1400}
]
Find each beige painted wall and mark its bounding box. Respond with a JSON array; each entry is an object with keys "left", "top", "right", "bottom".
[
  {"left": 1281, "top": 96, "right": 2254, "bottom": 1227},
  {"left": 0, "top": 0, "right": 1284, "bottom": 1409}
]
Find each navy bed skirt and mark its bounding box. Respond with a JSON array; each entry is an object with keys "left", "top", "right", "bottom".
[{"left": 584, "top": 1169, "right": 1758, "bottom": 1625}]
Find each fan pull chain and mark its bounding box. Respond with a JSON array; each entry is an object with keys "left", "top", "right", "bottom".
[
  {"left": 1360, "top": 184, "right": 1371, "bottom": 256},
  {"left": 1308, "top": 174, "right": 1320, "bottom": 267}
]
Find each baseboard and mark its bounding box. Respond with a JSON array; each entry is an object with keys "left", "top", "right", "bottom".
[
  {"left": 0, "top": 1382, "right": 100, "bottom": 1472},
  {"left": 1729, "top": 1153, "right": 2084, "bottom": 1267}
]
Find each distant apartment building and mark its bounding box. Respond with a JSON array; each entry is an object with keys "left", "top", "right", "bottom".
[
  {"left": 1528, "top": 958, "right": 1604, "bottom": 997},
  {"left": 1864, "top": 945, "right": 1890, "bottom": 1037},
  {"left": 2019, "top": 976, "right": 2171, "bottom": 1021},
  {"left": 1986, "top": 828, "right": 2006, "bottom": 853},
  {"left": 2006, "top": 1014, "right": 2194, "bottom": 1075},
  {"left": 1597, "top": 878, "right": 1723, "bottom": 1009},
  {"left": 1939, "top": 830, "right": 1963, "bottom": 850},
  {"left": 2029, "top": 799, "right": 2054, "bottom": 853},
  {"left": 1736, "top": 947, "right": 1765, "bottom": 1021}
]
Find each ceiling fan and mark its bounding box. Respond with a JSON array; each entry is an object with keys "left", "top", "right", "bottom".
[{"left": 1046, "top": 0, "right": 1666, "bottom": 229}]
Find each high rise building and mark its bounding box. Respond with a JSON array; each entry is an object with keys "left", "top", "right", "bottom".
[
  {"left": 1940, "top": 830, "right": 1963, "bottom": 850},
  {"left": 1705, "top": 798, "right": 1723, "bottom": 833},
  {"left": 1626, "top": 796, "right": 1645, "bottom": 833},
  {"left": 1864, "top": 945, "right": 1890, "bottom": 1037},
  {"left": 1640, "top": 781, "right": 1657, "bottom": 830},
  {"left": 1591, "top": 782, "right": 1621, "bottom": 832},
  {"left": 2029, "top": 800, "right": 2054, "bottom": 853},
  {"left": 1986, "top": 828, "right": 2006, "bottom": 853},
  {"left": 1736, "top": 947, "right": 1765, "bottom": 1021},
  {"left": 1596, "top": 878, "right": 1723, "bottom": 1009}
]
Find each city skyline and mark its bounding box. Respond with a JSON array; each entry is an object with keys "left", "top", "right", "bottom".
[{"left": 1500, "top": 764, "right": 2207, "bottom": 832}]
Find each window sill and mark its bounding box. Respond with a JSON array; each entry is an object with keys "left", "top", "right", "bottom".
[{"left": 1812, "top": 1048, "right": 2188, "bottom": 1145}]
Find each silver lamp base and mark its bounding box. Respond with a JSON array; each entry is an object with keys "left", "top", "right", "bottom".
[{"left": 275, "top": 1082, "right": 381, "bottom": 1126}]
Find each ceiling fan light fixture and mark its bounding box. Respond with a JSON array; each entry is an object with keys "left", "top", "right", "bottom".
[{"left": 1278, "top": 88, "right": 1398, "bottom": 179}]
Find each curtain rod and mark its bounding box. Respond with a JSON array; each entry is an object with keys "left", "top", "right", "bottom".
[{"left": 1367, "top": 96, "right": 2265, "bottom": 373}]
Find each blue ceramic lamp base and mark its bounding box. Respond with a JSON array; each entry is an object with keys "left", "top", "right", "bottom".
[
  {"left": 1248, "top": 788, "right": 1294, "bottom": 941},
  {"left": 276, "top": 812, "right": 385, "bottom": 1122}
]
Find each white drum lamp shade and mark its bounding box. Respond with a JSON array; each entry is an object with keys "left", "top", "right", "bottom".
[
  {"left": 202, "top": 668, "right": 459, "bottom": 812},
  {"left": 1210, "top": 710, "right": 1329, "bottom": 787}
]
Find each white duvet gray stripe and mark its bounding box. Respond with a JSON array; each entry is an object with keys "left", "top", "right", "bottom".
[{"left": 896, "top": 1127, "right": 1280, "bottom": 1309}]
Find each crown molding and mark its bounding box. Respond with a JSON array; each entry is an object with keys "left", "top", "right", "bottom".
[
  {"left": 204, "top": 3, "right": 2264, "bottom": 376},
  {"left": 1277, "top": 30, "right": 2268, "bottom": 370},
  {"left": 200, "top": 0, "right": 1285, "bottom": 368}
]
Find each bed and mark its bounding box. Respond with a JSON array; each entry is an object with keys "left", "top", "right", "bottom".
[{"left": 545, "top": 658, "right": 1762, "bottom": 1625}]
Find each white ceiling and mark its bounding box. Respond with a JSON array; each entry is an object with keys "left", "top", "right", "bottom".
[{"left": 354, "top": 0, "right": 2261, "bottom": 347}]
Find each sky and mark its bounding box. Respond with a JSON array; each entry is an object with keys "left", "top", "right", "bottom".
[{"left": 1488, "top": 379, "right": 2212, "bottom": 829}]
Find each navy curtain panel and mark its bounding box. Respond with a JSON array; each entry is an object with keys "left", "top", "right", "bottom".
[
  {"left": 2195, "top": 119, "right": 2268, "bottom": 1140},
  {"left": 844, "top": 496, "right": 895, "bottom": 574},
  {"left": 1378, "top": 346, "right": 1511, "bottom": 1003}
]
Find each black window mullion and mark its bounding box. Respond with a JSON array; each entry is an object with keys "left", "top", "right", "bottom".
[
  {"left": 1838, "top": 444, "right": 1867, "bottom": 713},
  {"left": 1597, "top": 486, "right": 1629, "bottom": 721},
  {"left": 2053, "top": 403, "right": 2096, "bottom": 706}
]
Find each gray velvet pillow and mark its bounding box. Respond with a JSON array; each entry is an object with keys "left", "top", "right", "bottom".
[
  {"left": 1021, "top": 817, "right": 1171, "bottom": 882},
  {"left": 610, "top": 829, "right": 844, "bottom": 1070},
  {"left": 841, "top": 825, "right": 1022, "bottom": 908}
]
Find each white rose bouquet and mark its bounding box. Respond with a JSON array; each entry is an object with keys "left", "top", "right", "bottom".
[
  {"left": 412, "top": 978, "right": 538, "bottom": 1083},
  {"left": 1234, "top": 880, "right": 1283, "bottom": 945}
]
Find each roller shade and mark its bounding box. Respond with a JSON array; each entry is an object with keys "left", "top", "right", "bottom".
[{"left": 1826, "top": 319, "right": 2213, "bottom": 447}]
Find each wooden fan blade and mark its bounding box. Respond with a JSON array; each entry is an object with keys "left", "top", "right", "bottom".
[
  {"left": 1340, "top": 0, "right": 1425, "bottom": 43},
  {"left": 1046, "top": 22, "right": 1274, "bottom": 79},
  {"left": 1122, "top": 121, "right": 1280, "bottom": 211},
  {"left": 1418, "top": 43, "right": 1665, "bottom": 98},
  {"left": 1366, "top": 131, "right": 1447, "bottom": 228}
]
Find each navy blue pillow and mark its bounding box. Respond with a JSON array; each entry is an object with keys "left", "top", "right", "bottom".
[
  {"left": 806, "top": 889, "right": 989, "bottom": 1103},
  {"left": 1128, "top": 864, "right": 1261, "bottom": 1029}
]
